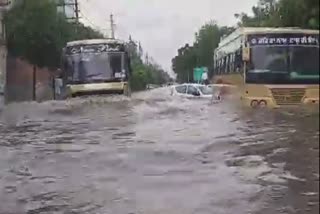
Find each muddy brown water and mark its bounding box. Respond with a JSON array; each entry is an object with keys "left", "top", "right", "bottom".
[{"left": 0, "top": 88, "right": 318, "bottom": 214}]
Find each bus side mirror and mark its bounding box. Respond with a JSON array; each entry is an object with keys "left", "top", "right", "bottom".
[{"left": 242, "top": 47, "right": 250, "bottom": 62}]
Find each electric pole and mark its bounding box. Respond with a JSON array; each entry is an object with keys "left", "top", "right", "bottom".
[
  {"left": 110, "top": 14, "right": 115, "bottom": 39},
  {"left": 74, "top": 0, "right": 79, "bottom": 23},
  {"left": 56, "top": 0, "right": 80, "bottom": 23}
]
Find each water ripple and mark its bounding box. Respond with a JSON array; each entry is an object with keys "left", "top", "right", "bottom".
[{"left": 0, "top": 88, "right": 318, "bottom": 214}]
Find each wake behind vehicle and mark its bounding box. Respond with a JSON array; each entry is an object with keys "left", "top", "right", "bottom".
[
  {"left": 55, "top": 39, "right": 132, "bottom": 99},
  {"left": 213, "top": 27, "right": 319, "bottom": 108}
]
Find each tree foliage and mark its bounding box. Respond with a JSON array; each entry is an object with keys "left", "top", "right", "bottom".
[
  {"left": 127, "top": 37, "right": 171, "bottom": 91},
  {"left": 172, "top": 22, "right": 234, "bottom": 83},
  {"left": 172, "top": 0, "right": 319, "bottom": 83},
  {"left": 4, "top": 0, "right": 103, "bottom": 69},
  {"left": 5, "top": 0, "right": 170, "bottom": 90},
  {"left": 235, "top": 0, "right": 319, "bottom": 29}
]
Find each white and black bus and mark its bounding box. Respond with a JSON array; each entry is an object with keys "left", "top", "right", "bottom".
[{"left": 55, "top": 39, "right": 132, "bottom": 99}]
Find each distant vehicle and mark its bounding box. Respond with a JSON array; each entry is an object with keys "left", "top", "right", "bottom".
[
  {"left": 170, "top": 83, "right": 220, "bottom": 100},
  {"left": 55, "top": 39, "right": 132, "bottom": 99}
]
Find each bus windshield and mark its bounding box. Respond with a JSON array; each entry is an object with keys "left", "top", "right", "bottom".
[
  {"left": 247, "top": 45, "right": 319, "bottom": 84},
  {"left": 64, "top": 52, "right": 126, "bottom": 84}
]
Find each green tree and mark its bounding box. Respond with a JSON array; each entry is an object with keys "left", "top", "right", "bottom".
[
  {"left": 126, "top": 36, "right": 170, "bottom": 91},
  {"left": 172, "top": 22, "right": 234, "bottom": 83},
  {"left": 173, "top": 0, "right": 319, "bottom": 83},
  {"left": 4, "top": 0, "right": 103, "bottom": 69},
  {"left": 235, "top": 0, "right": 319, "bottom": 29}
]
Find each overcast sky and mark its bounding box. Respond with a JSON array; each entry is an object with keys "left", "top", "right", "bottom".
[{"left": 79, "top": 0, "right": 257, "bottom": 74}]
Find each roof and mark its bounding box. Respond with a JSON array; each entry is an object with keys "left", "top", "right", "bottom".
[
  {"left": 216, "top": 27, "right": 319, "bottom": 55},
  {"left": 66, "top": 39, "right": 125, "bottom": 47},
  {"left": 239, "top": 27, "right": 319, "bottom": 35}
]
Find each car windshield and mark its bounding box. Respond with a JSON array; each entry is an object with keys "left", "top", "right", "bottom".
[{"left": 197, "top": 85, "right": 212, "bottom": 95}]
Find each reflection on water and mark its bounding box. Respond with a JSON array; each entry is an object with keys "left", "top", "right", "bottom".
[{"left": 0, "top": 87, "right": 318, "bottom": 214}]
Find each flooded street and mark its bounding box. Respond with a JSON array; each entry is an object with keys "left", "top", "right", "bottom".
[{"left": 0, "top": 88, "right": 318, "bottom": 214}]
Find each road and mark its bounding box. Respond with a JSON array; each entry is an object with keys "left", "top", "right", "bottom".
[{"left": 0, "top": 88, "right": 319, "bottom": 214}]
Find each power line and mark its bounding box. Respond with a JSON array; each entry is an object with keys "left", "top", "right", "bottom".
[
  {"left": 60, "top": 1, "right": 121, "bottom": 39},
  {"left": 79, "top": 11, "right": 117, "bottom": 39},
  {"left": 79, "top": 11, "right": 109, "bottom": 32},
  {"left": 78, "top": 1, "right": 127, "bottom": 39}
]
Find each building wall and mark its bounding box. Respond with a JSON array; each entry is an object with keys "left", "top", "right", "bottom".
[
  {"left": 0, "top": 1, "right": 56, "bottom": 104},
  {"left": 6, "top": 57, "right": 54, "bottom": 103}
]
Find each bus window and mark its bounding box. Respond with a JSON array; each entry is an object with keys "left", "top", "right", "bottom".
[
  {"left": 109, "top": 53, "right": 123, "bottom": 75},
  {"left": 226, "top": 55, "right": 230, "bottom": 73},
  {"left": 225, "top": 56, "right": 228, "bottom": 73},
  {"left": 225, "top": 55, "right": 228, "bottom": 73},
  {"left": 221, "top": 58, "right": 224, "bottom": 74},
  {"left": 235, "top": 49, "right": 242, "bottom": 73},
  {"left": 230, "top": 54, "right": 233, "bottom": 72}
]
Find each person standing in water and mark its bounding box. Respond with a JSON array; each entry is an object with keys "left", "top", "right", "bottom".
[{"left": 201, "top": 71, "right": 209, "bottom": 85}]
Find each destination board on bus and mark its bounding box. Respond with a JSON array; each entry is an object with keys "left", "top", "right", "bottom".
[
  {"left": 248, "top": 34, "right": 319, "bottom": 46},
  {"left": 66, "top": 43, "right": 125, "bottom": 55}
]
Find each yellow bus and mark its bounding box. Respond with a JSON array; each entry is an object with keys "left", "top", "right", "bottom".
[
  {"left": 213, "top": 27, "right": 319, "bottom": 108},
  {"left": 55, "top": 39, "right": 132, "bottom": 99}
]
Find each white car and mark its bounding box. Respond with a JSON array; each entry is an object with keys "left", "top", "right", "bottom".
[{"left": 170, "top": 83, "right": 220, "bottom": 99}]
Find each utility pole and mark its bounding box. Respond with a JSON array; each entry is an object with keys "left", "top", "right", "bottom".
[
  {"left": 56, "top": 0, "right": 80, "bottom": 23},
  {"left": 74, "top": 0, "right": 79, "bottom": 23},
  {"left": 110, "top": 14, "right": 115, "bottom": 39}
]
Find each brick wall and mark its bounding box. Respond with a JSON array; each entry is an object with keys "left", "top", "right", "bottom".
[{"left": 6, "top": 57, "right": 54, "bottom": 102}]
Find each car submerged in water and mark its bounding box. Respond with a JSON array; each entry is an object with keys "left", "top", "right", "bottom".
[{"left": 170, "top": 83, "right": 220, "bottom": 100}]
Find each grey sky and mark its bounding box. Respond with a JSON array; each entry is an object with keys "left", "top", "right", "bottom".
[{"left": 79, "top": 0, "right": 257, "bottom": 73}]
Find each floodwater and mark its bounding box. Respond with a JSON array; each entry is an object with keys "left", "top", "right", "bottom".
[{"left": 0, "top": 88, "right": 318, "bottom": 214}]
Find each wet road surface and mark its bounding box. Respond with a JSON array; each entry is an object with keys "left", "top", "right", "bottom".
[{"left": 0, "top": 88, "right": 319, "bottom": 214}]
